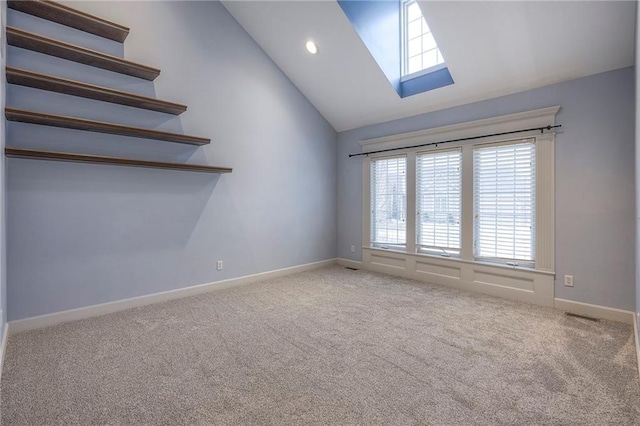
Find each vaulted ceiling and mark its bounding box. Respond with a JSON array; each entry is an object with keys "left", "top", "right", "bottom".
[{"left": 223, "top": 1, "right": 635, "bottom": 132}]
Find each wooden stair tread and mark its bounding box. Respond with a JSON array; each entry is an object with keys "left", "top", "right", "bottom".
[
  {"left": 7, "top": 67, "right": 187, "bottom": 115},
  {"left": 8, "top": 0, "right": 129, "bottom": 42},
  {"left": 5, "top": 147, "right": 232, "bottom": 174},
  {"left": 6, "top": 108, "right": 210, "bottom": 146},
  {"left": 7, "top": 27, "right": 159, "bottom": 80}
]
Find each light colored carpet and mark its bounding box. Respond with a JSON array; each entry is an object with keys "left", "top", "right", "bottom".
[{"left": 1, "top": 266, "right": 639, "bottom": 425}]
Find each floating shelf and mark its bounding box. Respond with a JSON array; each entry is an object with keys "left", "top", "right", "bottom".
[
  {"left": 7, "top": 67, "right": 187, "bottom": 115},
  {"left": 6, "top": 108, "right": 210, "bottom": 146},
  {"left": 7, "top": 27, "right": 160, "bottom": 80},
  {"left": 5, "top": 2, "right": 230, "bottom": 174},
  {"left": 8, "top": 0, "right": 130, "bottom": 42},
  {"left": 5, "top": 147, "right": 232, "bottom": 174}
]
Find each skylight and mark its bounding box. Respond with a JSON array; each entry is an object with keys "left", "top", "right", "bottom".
[
  {"left": 402, "top": 0, "right": 445, "bottom": 77},
  {"left": 337, "top": 0, "right": 454, "bottom": 98}
]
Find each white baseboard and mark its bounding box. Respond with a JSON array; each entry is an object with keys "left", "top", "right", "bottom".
[
  {"left": 0, "top": 322, "right": 9, "bottom": 383},
  {"left": 337, "top": 258, "right": 363, "bottom": 269},
  {"left": 9, "top": 258, "right": 337, "bottom": 334},
  {"left": 554, "top": 298, "right": 635, "bottom": 325},
  {"left": 7, "top": 257, "right": 635, "bottom": 335},
  {"left": 634, "top": 313, "right": 640, "bottom": 382}
]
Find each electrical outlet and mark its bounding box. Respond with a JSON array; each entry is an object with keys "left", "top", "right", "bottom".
[
  {"left": 350, "top": 245, "right": 355, "bottom": 253},
  {"left": 216, "top": 260, "right": 223, "bottom": 271},
  {"left": 564, "top": 275, "right": 574, "bottom": 287}
]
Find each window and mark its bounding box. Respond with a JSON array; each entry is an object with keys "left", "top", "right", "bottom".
[
  {"left": 367, "top": 139, "right": 542, "bottom": 267},
  {"left": 363, "top": 107, "right": 557, "bottom": 282},
  {"left": 473, "top": 141, "right": 536, "bottom": 265},
  {"left": 402, "top": 0, "right": 445, "bottom": 77},
  {"left": 371, "top": 156, "right": 407, "bottom": 248},
  {"left": 416, "top": 149, "right": 461, "bottom": 256},
  {"left": 361, "top": 108, "right": 558, "bottom": 304}
]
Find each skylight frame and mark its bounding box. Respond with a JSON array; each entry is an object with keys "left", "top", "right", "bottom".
[{"left": 401, "top": 0, "right": 445, "bottom": 80}]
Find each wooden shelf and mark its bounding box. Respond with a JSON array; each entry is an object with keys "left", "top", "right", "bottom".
[
  {"left": 5, "top": 147, "right": 232, "bottom": 174},
  {"left": 7, "top": 67, "right": 187, "bottom": 115},
  {"left": 6, "top": 108, "right": 210, "bottom": 146},
  {"left": 4, "top": 5, "right": 233, "bottom": 177},
  {"left": 8, "top": 0, "right": 129, "bottom": 42},
  {"left": 7, "top": 27, "right": 160, "bottom": 80}
]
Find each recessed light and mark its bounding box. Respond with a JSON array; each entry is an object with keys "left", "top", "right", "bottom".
[{"left": 305, "top": 40, "right": 318, "bottom": 55}]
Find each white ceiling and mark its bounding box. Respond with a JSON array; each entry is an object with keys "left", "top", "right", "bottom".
[{"left": 223, "top": 1, "right": 635, "bottom": 132}]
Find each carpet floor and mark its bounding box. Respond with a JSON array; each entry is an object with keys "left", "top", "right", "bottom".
[{"left": 1, "top": 266, "right": 639, "bottom": 425}]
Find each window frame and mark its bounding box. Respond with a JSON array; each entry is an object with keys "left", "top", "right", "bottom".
[
  {"left": 472, "top": 139, "right": 536, "bottom": 266},
  {"left": 361, "top": 107, "right": 557, "bottom": 274},
  {"left": 370, "top": 154, "right": 408, "bottom": 250},
  {"left": 400, "top": 0, "right": 445, "bottom": 79},
  {"left": 416, "top": 147, "right": 462, "bottom": 258}
]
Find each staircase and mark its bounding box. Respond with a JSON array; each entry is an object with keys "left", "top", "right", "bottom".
[{"left": 4, "top": 0, "right": 232, "bottom": 174}]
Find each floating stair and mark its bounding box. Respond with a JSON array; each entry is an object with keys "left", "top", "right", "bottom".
[
  {"left": 6, "top": 108, "right": 210, "bottom": 146},
  {"left": 7, "top": 67, "right": 187, "bottom": 115},
  {"left": 7, "top": 27, "right": 160, "bottom": 80},
  {"left": 8, "top": 0, "right": 130, "bottom": 42},
  {"left": 5, "top": 148, "right": 232, "bottom": 174}
]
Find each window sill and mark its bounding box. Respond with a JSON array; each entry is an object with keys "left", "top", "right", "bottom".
[
  {"left": 400, "top": 63, "right": 447, "bottom": 83},
  {"left": 399, "top": 66, "right": 454, "bottom": 98}
]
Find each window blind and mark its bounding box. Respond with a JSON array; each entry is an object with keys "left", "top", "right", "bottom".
[
  {"left": 473, "top": 140, "right": 535, "bottom": 263},
  {"left": 416, "top": 149, "right": 461, "bottom": 255},
  {"left": 371, "top": 156, "right": 407, "bottom": 246}
]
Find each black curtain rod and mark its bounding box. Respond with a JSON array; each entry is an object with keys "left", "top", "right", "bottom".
[{"left": 348, "top": 124, "right": 562, "bottom": 158}]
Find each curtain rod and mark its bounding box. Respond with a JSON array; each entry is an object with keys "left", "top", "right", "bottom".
[{"left": 348, "top": 124, "right": 562, "bottom": 158}]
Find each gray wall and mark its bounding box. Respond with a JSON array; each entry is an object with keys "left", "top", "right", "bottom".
[
  {"left": 0, "top": 0, "right": 6, "bottom": 332},
  {"left": 634, "top": 2, "right": 640, "bottom": 322},
  {"left": 6, "top": 1, "right": 337, "bottom": 320},
  {"left": 338, "top": 67, "right": 636, "bottom": 311}
]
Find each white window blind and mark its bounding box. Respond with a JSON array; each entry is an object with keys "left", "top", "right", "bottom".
[
  {"left": 473, "top": 140, "right": 536, "bottom": 264},
  {"left": 371, "top": 156, "right": 407, "bottom": 247},
  {"left": 416, "top": 149, "right": 461, "bottom": 256}
]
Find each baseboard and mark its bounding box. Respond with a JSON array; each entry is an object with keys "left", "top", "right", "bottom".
[
  {"left": 554, "top": 298, "right": 635, "bottom": 325},
  {"left": 9, "top": 258, "right": 337, "bottom": 334},
  {"left": 0, "top": 322, "right": 9, "bottom": 382},
  {"left": 337, "top": 258, "right": 363, "bottom": 269},
  {"left": 634, "top": 313, "right": 640, "bottom": 382},
  {"left": 8, "top": 259, "right": 634, "bottom": 334}
]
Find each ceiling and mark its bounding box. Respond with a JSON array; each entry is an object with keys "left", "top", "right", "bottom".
[{"left": 223, "top": 1, "right": 635, "bottom": 132}]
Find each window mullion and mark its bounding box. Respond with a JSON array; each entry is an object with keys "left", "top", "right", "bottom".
[
  {"left": 362, "top": 157, "right": 371, "bottom": 248},
  {"left": 460, "top": 145, "right": 474, "bottom": 261},
  {"left": 406, "top": 151, "right": 417, "bottom": 254}
]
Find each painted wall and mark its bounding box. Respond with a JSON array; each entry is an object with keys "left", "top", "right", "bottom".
[
  {"left": 0, "top": 0, "right": 6, "bottom": 333},
  {"left": 6, "top": 1, "right": 337, "bottom": 320},
  {"left": 635, "top": 1, "right": 639, "bottom": 327},
  {"left": 338, "top": 67, "right": 635, "bottom": 311}
]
